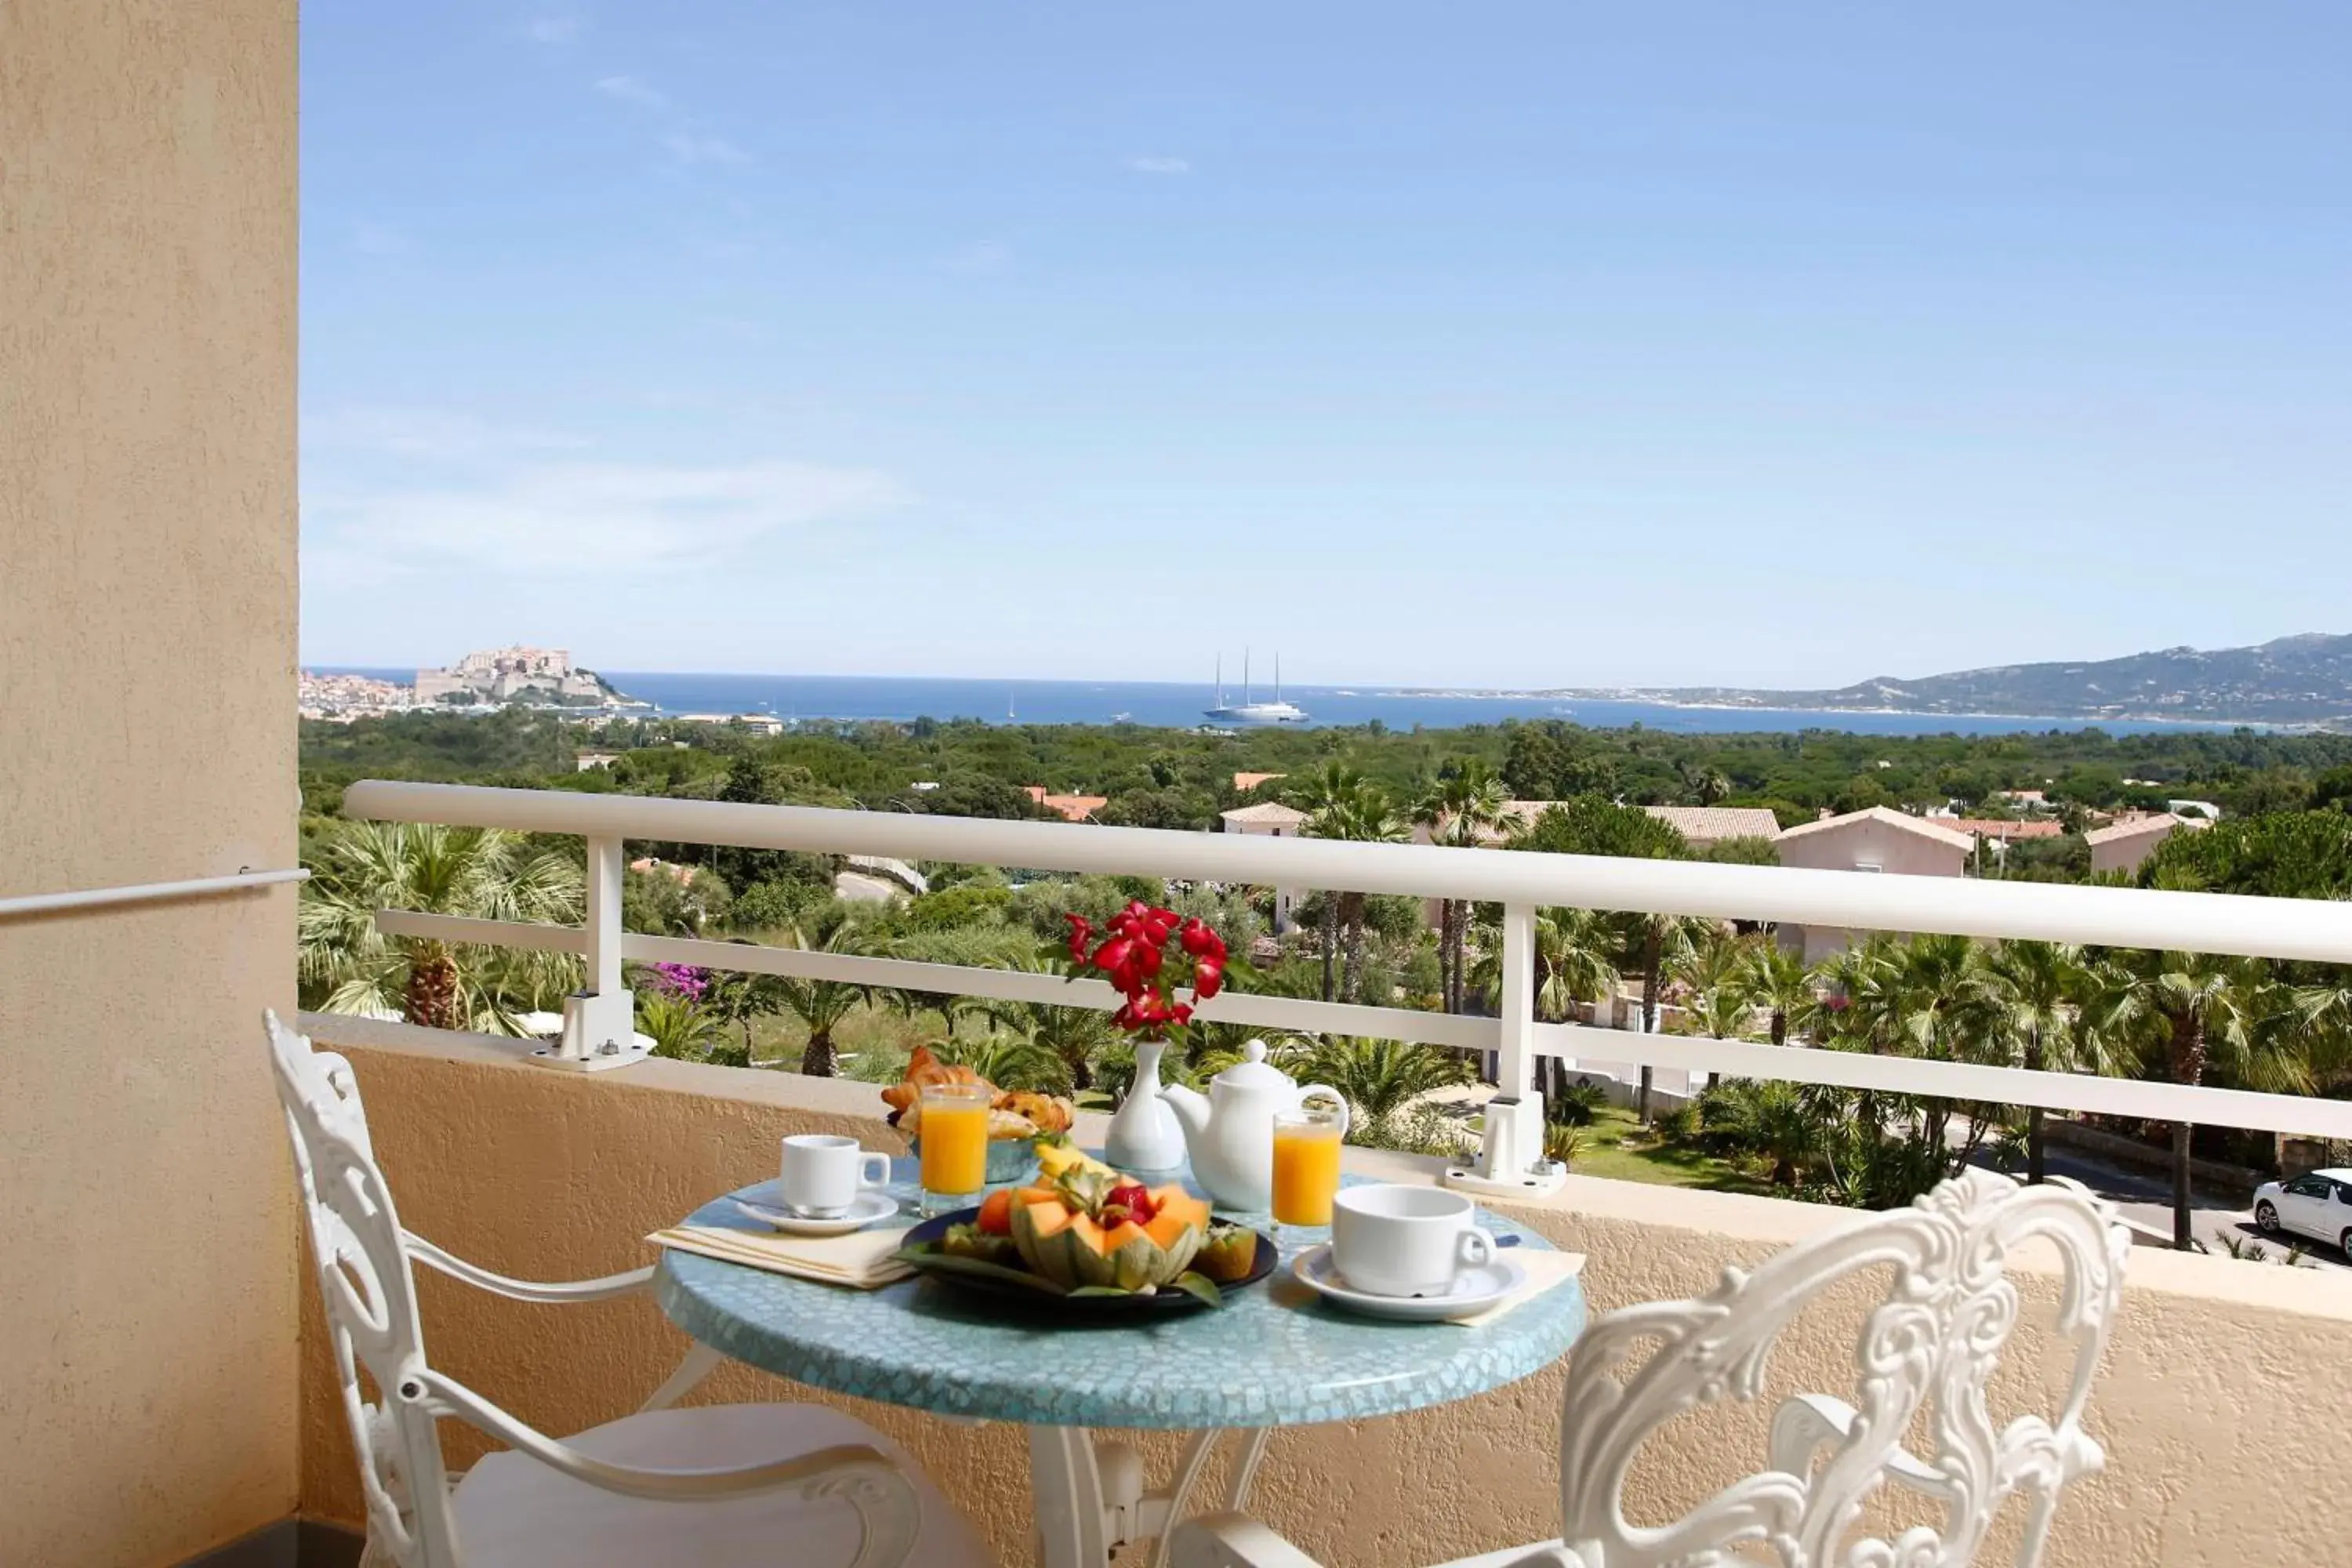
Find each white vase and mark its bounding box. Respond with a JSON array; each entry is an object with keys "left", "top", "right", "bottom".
[{"left": 1103, "top": 1036, "right": 1188, "bottom": 1174}]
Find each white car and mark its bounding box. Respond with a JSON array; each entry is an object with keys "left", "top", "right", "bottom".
[{"left": 2252, "top": 1167, "right": 2352, "bottom": 1250}]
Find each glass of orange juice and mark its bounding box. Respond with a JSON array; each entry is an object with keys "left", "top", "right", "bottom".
[
  {"left": 917, "top": 1081, "right": 993, "bottom": 1214},
  {"left": 1272, "top": 1102, "right": 1346, "bottom": 1245}
]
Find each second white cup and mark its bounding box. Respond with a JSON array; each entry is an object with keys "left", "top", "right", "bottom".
[
  {"left": 780, "top": 1134, "right": 891, "bottom": 1218},
  {"left": 1330, "top": 1184, "right": 1496, "bottom": 1298}
]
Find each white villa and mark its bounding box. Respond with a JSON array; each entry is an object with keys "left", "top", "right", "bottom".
[{"left": 1220, "top": 800, "right": 1308, "bottom": 932}]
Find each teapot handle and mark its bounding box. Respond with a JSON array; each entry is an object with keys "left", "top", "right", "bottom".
[{"left": 1296, "top": 1084, "right": 1351, "bottom": 1138}]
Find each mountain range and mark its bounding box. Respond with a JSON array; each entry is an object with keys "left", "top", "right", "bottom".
[{"left": 1569, "top": 633, "right": 2352, "bottom": 726}]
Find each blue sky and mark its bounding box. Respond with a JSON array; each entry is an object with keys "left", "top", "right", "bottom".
[{"left": 303, "top": 4, "right": 2352, "bottom": 688}]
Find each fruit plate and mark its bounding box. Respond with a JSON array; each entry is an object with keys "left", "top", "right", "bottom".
[{"left": 894, "top": 1209, "right": 1277, "bottom": 1316}]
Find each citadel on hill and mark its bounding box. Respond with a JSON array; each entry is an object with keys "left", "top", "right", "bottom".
[{"left": 413, "top": 646, "right": 610, "bottom": 705}]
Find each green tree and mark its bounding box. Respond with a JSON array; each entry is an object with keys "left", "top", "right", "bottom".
[
  {"left": 299, "top": 819, "right": 583, "bottom": 1032},
  {"left": 1979, "top": 939, "right": 2100, "bottom": 1183},
  {"left": 1735, "top": 940, "right": 1818, "bottom": 1047},
  {"left": 1416, "top": 759, "right": 1511, "bottom": 1013},
  {"left": 1289, "top": 1035, "right": 1475, "bottom": 1125},
  {"left": 768, "top": 922, "right": 877, "bottom": 1077},
  {"left": 2089, "top": 950, "right": 2311, "bottom": 1249}
]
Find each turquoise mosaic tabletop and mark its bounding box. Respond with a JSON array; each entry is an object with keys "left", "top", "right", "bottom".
[{"left": 654, "top": 1160, "right": 1587, "bottom": 1431}]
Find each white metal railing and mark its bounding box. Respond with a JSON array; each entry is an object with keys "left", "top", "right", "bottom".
[
  {"left": 340, "top": 780, "right": 2352, "bottom": 1188},
  {"left": 0, "top": 866, "right": 310, "bottom": 920}
]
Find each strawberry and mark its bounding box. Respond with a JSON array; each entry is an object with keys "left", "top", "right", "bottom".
[{"left": 1105, "top": 1181, "right": 1156, "bottom": 1224}]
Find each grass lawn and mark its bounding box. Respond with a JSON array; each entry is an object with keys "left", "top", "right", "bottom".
[{"left": 1565, "top": 1105, "right": 1777, "bottom": 1197}]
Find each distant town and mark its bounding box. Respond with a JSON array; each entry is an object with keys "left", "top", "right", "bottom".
[{"left": 297, "top": 645, "right": 641, "bottom": 721}]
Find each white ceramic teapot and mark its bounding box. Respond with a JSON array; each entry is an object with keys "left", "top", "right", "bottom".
[{"left": 1160, "top": 1040, "right": 1349, "bottom": 1212}]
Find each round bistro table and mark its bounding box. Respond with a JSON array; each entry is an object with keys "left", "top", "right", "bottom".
[{"left": 653, "top": 1161, "right": 1586, "bottom": 1568}]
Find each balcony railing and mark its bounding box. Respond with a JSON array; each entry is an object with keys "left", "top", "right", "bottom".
[{"left": 340, "top": 779, "right": 2352, "bottom": 1197}]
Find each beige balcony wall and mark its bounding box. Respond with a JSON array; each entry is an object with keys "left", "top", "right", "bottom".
[
  {"left": 302, "top": 1019, "right": 2352, "bottom": 1568},
  {"left": 0, "top": 1, "right": 299, "bottom": 1563}
]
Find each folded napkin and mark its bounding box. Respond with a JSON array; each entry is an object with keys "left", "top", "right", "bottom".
[
  {"left": 650, "top": 1221, "right": 917, "bottom": 1290},
  {"left": 1445, "top": 1249, "right": 1584, "bottom": 1327}
]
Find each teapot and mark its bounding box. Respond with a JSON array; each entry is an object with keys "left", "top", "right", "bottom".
[{"left": 1160, "top": 1040, "right": 1350, "bottom": 1212}]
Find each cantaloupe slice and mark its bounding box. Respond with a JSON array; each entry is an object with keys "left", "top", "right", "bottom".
[
  {"left": 1023, "top": 1201, "right": 1076, "bottom": 1242},
  {"left": 1148, "top": 1186, "right": 1211, "bottom": 1232},
  {"left": 1101, "top": 1219, "right": 1152, "bottom": 1254},
  {"left": 1013, "top": 1185, "right": 1063, "bottom": 1208},
  {"left": 1068, "top": 1213, "right": 1111, "bottom": 1257},
  {"left": 1142, "top": 1210, "right": 1196, "bottom": 1252}
]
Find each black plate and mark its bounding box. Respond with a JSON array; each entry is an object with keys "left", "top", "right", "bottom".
[{"left": 895, "top": 1209, "right": 1277, "bottom": 1316}]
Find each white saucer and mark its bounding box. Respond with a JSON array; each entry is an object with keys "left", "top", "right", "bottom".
[
  {"left": 731, "top": 1190, "right": 901, "bottom": 1236},
  {"left": 1290, "top": 1244, "right": 1526, "bottom": 1322}
]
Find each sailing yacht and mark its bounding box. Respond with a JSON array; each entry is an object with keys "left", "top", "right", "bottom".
[{"left": 1203, "top": 651, "right": 1309, "bottom": 725}]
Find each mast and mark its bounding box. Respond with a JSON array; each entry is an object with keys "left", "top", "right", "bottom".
[
  {"left": 1243, "top": 648, "right": 1252, "bottom": 706},
  {"left": 1214, "top": 654, "right": 1224, "bottom": 708},
  {"left": 1275, "top": 653, "right": 1282, "bottom": 704}
]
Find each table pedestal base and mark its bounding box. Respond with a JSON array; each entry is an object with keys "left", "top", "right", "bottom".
[{"left": 1028, "top": 1425, "right": 1275, "bottom": 1568}]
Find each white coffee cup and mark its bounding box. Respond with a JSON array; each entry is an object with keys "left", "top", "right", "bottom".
[
  {"left": 780, "top": 1134, "right": 891, "bottom": 1218},
  {"left": 1330, "top": 1184, "right": 1497, "bottom": 1298}
]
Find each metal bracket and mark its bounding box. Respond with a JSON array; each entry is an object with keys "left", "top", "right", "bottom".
[{"left": 532, "top": 988, "right": 648, "bottom": 1073}]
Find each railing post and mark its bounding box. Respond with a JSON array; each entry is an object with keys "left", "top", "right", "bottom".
[
  {"left": 1446, "top": 902, "right": 1567, "bottom": 1199},
  {"left": 544, "top": 834, "right": 647, "bottom": 1072}
]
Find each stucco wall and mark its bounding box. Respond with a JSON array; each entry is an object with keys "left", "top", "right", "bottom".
[
  {"left": 1777, "top": 818, "right": 1970, "bottom": 961},
  {"left": 0, "top": 2, "right": 299, "bottom": 1563},
  {"left": 299, "top": 1018, "right": 2352, "bottom": 1567}
]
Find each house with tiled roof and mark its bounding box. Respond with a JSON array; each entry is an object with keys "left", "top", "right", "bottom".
[
  {"left": 1774, "top": 808, "right": 1976, "bottom": 961},
  {"left": 1218, "top": 800, "right": 1308, "bottom": 931},
  {"left": 1022, "top": 786, "right": 1109, "bottom": 823},
  {"left": 1640, "top": 805, "right": 1784, "bottom": 849},
  {"left": 2087, "top": 812, "right": 2205, "bottom": 876}
]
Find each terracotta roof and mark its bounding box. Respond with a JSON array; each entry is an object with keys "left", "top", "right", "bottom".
[
  {"left": 1022, "top": 786, "right": 1107, "bottom": 822},
  {"left": 1941, "top": 818, "right": 2068, "bottom": 841},
  {"left": 1774, "top": 806, "right": 1977, "bottom": 852},
  {"left": 1220, "top": 801, "right": 1309, "bottom": 826},
  {"left": 2085, "top": 813, "right": 2204, "bottom": 847},
  {"left": 1641, "top": 805, "right": 1784, "bottom": 843},
  {"left": 1232, "top": 771, "right": 1287, "bottom": 793}
]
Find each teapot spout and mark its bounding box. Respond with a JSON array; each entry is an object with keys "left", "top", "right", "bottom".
[{"left": 1160, "top": 1080, "right": 1210, "bottom": 1141}]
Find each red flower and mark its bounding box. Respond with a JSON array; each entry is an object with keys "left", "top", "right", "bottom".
[
  {"left": 1093, "top": 935, "right": 1134, "bottom": 975},
  {"left": 1192, "top": 960, "right": 1223, "bottom": 1000},
  {"left": 1171, "top": 1003, "right": 1193, "bottom": 1026},
  {"left": 1135, "top": 942, "right": 1164, "bottom": 979},
  {"left": 1064, "top": 913, "right": 1093, "bottom": 962},
  {"left": 1178, "top": 918, "right": 1212, "bottom": 956}
]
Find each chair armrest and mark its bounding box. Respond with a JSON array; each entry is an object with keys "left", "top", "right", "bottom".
[
  {"left": 404, "top": 1230, "right": 654, "bottom": 1305},
  {"left": 1167, "top": 1514, "right": 1328, "bottom": 1568},
  {"left": 409, "top": 1363, "right": 913, "bottom": 1514}
]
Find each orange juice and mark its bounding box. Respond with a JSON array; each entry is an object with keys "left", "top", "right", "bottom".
[
  {"left": 919, "top": 1087, "right": 991, "bottom": 1196},
  {"left": 1272, "top": 1120, "right": 1344, "bottom": 1227}
]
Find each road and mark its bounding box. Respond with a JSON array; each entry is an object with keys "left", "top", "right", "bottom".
[{"left": 1978, "top": 1145, "right": 2352, "bottom": 1272}]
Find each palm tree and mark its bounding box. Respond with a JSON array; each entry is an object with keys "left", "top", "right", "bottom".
[
  {"left": 988, "top": 973, "right": 1121, "bottom": 1092},
  {"left": 1980, "top": 939, "right": 2098, "bottom": 1183},
  {"left": 1700, "top": 1079, "right": 1820, "bottom": 1189},
  {"left": 1473, "top": 907, "right": 1622, "bottom": 1103},
  {"left": 1294, "top": 764, "right": 1409, "bottom": 1004},
  {"left": 2089, "top": 950, "right": 2311, "bottom": 1250},
  {"left": 1623, "top": 911, "right": 1711, "bottom": 1122},
  {"left": 1290, "top": 763, "right": 1367, "bottom": 1002},
  {"left": 1735, "top": 940, "right": 1818, "bottom": 1047},
  {"left": 299, "top": 819, "right": 583, "bottom": 1033},
  {"left": 1415, "top": 760, "right": 1510, "bottom": 1012},
  {"left": 1290, "top": 1034, "right": 1475, "bottom": 1125},
  {"left": 768, "top": 921, "right": 876, "bottom": 1077}
]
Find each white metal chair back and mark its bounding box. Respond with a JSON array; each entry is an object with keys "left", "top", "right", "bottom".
[
  {"left": 267, "top": 1010, "right": 462, "bottom": 1567},
  {"left": 1555, "top": 1169, "right": 2128, "bottom": 1568}
]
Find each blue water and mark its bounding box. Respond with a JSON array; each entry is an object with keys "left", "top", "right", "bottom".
[{"left": 319, "top": 668, "right": 2259, "bottom": 736}]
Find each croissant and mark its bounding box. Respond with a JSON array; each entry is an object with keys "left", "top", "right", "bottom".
[
  {"left": 880, "top": 1044, "right": 991, "bottom": 1116},
  {"left": 993, "top": 1089, "right": 1075, "bottom": 1136}
]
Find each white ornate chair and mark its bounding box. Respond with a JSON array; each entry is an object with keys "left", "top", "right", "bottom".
[
  {"left": 265, "top": 1011, "right": 989, "bottom": 1568},
  {"left": 1171, "top": 1169, "right": 2129, "bottom": 1568}
]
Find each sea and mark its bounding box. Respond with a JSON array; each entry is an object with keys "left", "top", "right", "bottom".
[{"left": 318, "top": 669, "right": 2262, "bottom": 738}]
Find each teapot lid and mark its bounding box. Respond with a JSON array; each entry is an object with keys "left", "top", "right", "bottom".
[{"left": 1212, "top": 1039, "right": 1293, "bottom": 1091}]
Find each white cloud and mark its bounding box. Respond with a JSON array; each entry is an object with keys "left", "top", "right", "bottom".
[
  {"left": 305, "top": 459, "right": 904, "bottom": 578},
  {"left": 307, "top": 407, "right": 591, "bottom": 460},
  {"left": 521, "top": 14, "right": 581, "bottom": 44},
  {"left": 661, "top": 130, "right": 752, "bottom": 167},
  {"left": 942, "top": 239, "right": 1013, "bottom": 271},
  {"left": 593, "top": 74, "right": 667, "bottom": 109},
  {"left": 1127, "top": 156, "right": 1192, "bottom": 176}
]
